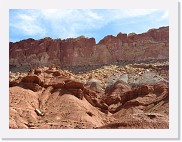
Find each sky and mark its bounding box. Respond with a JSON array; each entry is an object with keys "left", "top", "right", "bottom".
[{"left": 9, "top": 9, "right": 169, "bottom": 43}]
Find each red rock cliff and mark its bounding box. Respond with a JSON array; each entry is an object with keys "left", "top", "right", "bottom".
[{"left": 9, "top": 26, "right": 169, "bottom": 70}]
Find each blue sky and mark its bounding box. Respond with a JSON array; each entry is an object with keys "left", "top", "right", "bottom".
[{"left": 9, "top": 9, "right": 168, "bottom": 43}]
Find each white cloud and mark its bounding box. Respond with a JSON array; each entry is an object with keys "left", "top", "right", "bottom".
[
  {"left": 10, "top": 9, "right": 168, "bottom": 40},
  {"left": 119, "top": 9, "right": 159, "bottom": 17},
  {"left": 10, "top": 10, "right": 46, "bottom": 36},
  {"left": 37, "top": 9, "right": 105, "bottom": 38},
  {"left": 18, "top": 14, "right": 35, "bottom": 21},
  {"left": 160, "top": 11, "right": 169, "bottom": 20},
  {"left": 155, "top": 11, "right": 168, "bottom": 22}
]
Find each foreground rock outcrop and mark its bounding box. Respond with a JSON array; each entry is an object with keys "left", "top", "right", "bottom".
[
  {"left": 10, "top": 26, "right": 169, "bottom": 72},
  {"left": 9, "top": 61, "right": 169, "bottom": 129}
]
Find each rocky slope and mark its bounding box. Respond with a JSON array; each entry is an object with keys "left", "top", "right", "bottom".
[
  {"left": 9, "top": 61, "right": 169, "bottom": 129},
  {"left": 9, "top": 26, "right": 169, "bottom": 71}
]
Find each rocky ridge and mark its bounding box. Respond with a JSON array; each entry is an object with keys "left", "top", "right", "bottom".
[{"left": 10, "top": 26, "right": 169, "bottom": 72}]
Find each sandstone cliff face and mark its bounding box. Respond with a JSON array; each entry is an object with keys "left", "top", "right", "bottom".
[
  {"left": 10, "top": 37, "right": 61, "bottom": 68},
  {"left": 60, "top": 36, "right": 96, "bottom": 66},
  {"left": 9, "top": 26, "right": 169, "bottom": 71},
  {"left": 98, "top": 26, "right": 168, "bottom": 62}
]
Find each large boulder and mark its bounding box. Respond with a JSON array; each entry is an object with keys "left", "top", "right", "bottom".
[
  {"left": 64, "top": 80, "right": 84, "bottom": 90},
  {"left": 105, "top": 80, "right": 132, "bottom": 105},
  {"left": 21, "top": 75, "right": 43, "bottom": 86},
  {"left": 44, "top": 78, "right": 65, "bottom": 89},
  {"left": 85, "top": 78, "right": 104, "bottom": 93}
]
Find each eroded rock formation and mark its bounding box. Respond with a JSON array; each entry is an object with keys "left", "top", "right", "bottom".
[
  {"left": 9, "top": 26, "right": 169, "bottom": 71},
  {"left": 9, "top": 62, "right": 169, "bottom": 129}
]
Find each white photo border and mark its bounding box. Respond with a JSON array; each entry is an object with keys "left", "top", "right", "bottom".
[{"left": 0, "top": 0, "right": 179, "bottom": 139}]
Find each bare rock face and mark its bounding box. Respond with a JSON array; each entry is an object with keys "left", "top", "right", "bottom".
[
  {"left": 10, "top": 86, "right": 40, "bottom": 128},
  {"left": 9, "top": 26, "right": 169, "bottom": 71},
  {"left": 60, "top": 36, "right": 96, "bottom": 66},
  {"left": 104, "top": 79, "right": 168, "bottom": 114},
  {"left": 98, "top": 27, "right": 168, "bottom": 62},
  {"left": 9, "top": 62, "right": 169, "bottom": 129},
  {"left": 99, "top": 113, "right": 169, "bottom": 129},
  {"left": 105, "top": 80, "right": 132, "bottom": 106},
  {"left": 9, "top": 67, "right": 111, "bottom": 129},
  {"left": 10, "top": 38, "right": 61, "bottom": 70}
]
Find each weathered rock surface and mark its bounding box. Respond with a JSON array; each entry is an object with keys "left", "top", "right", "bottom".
[
  {"left": 99, "top": 113, "right": 169, "bottom": 129},
  {"left": 9, "top": 62, "right": 169, "bottom": 129},
  {"left": 10, "top": 26, "right": 169, "bottom": 71}
]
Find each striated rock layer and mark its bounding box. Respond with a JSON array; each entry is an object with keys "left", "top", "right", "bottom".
[
  {"left": 9, "top": 62, "right": 169, "bottom": 129},
  {"left": 9, "top": 26, "right": 169, "bottom": 71}
]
